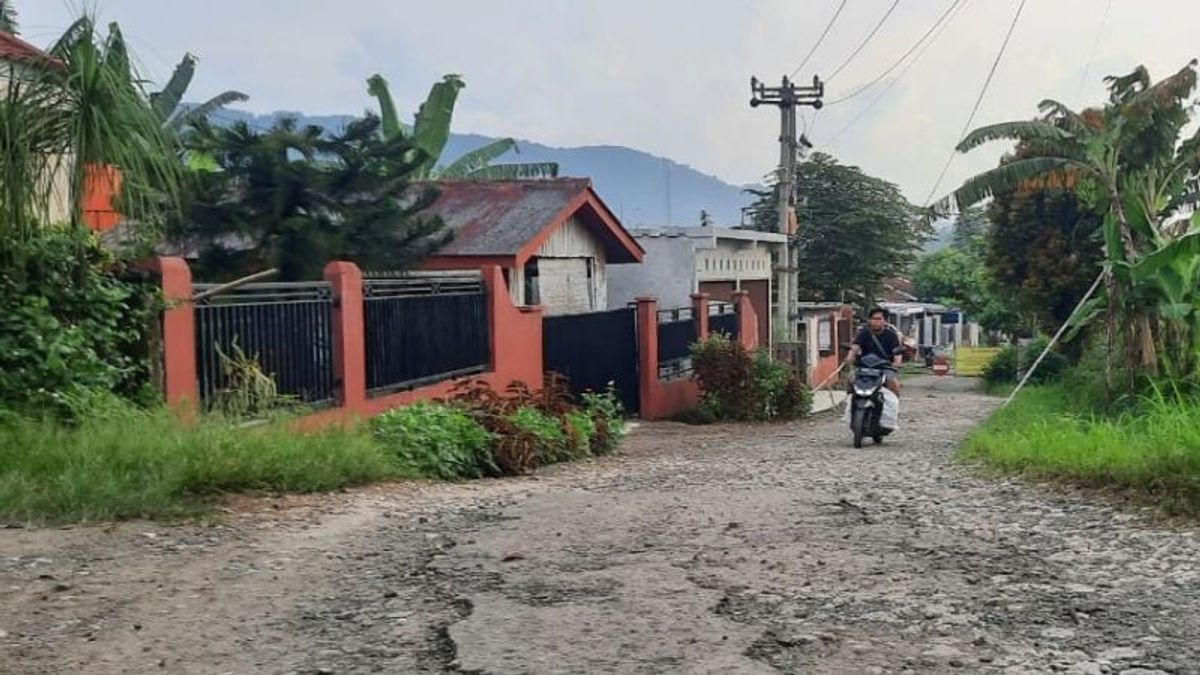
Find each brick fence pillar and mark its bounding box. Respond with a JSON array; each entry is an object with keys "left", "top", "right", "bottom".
[
  {"left": 691, "top": 293, "right": 710, "bottom": 341},
  {"left": 324, "top": 261, "right": 366, "bottom": 412},
  {"left": 734, "top": 291, "right": 759, "bottom": 350},
  {"left": 153, "top": 256, "right": 198, "bottom": 417},
  {"left": 635, "top": 297, "right": 659, "bottom": 416}
]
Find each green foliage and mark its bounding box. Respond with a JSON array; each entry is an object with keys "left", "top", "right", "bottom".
[
  {"left": 691, "top": 335, "right": 811, "bottom": 422},
  {"left": 373, "top": 402, "right": 494, "bottom": 480},
  {"left": 508, "top": 406, "right": 570, "bottom": 463},
  {"left": 0, "top": 16, "right": 186, "bottom": 241},
  {"left": 984, "top": 148, "right": 1104, "bottom": 339},
  {"left": 367, "top": 73, "right": 558, "bottom": 181},
  {"left": 0, "top": 400, "right": 399, "bottom": 525},
  {"left": 747, "top": 153, "right": 927, "bottom": 302},
  {"left": 170, "top": 115, "right": 450, "bottom": 281},
  {"left": 150, "top": 52, "right": 248, "bottom": 131},
  {"left": 939, "top": 61, "right": 1200, "bottom": 387},
  {"left": 446, "top": 376, "right": 623, "bottom": 475},
  {"left": 982, "top": 337, "right": 1069, "bottom": 386},
  {"left": 962, "top": 383, "right": 1200, "bottom": 515},
  {"left": 0, "top": 228, "right": 157, "bottom": 418},
  {"left": 212, "top": 341, "right": 292, "bottom": 418},
  {"left": 582, "top": 386, "right": 625, "bottom": 454},
  {"left": 913, "top": 233, "right": 1021, "bottom": 334},
  {"left": 0, "top": 1, "right": 16, "bottom": 33}
]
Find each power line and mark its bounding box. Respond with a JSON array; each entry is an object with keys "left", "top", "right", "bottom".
[
  {"left": 923, "top": 0, "right": 1028, "bottom": 208},
  {"left": 1075, "top": 0, "right": 1113, "bottom": 102},
  {"left": 827, "top": 0, "right": 903, "bottom": 82},
  {"left": 821, "top": 0, "right": 972, "bottom": 149},
  {"left": 790, "top": 0, "right": 850, "bottom": 79},
  {"left": 825, "top": 0, "right": 965, "bottom": 106}
]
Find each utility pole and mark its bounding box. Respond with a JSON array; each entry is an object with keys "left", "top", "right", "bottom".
[{"left": 750, "top": 75, "right": 824, "bottom": 344}]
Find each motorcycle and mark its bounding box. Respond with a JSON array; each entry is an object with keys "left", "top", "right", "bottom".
[{"left": 847, "top": 351, "right": 900, "bottom": 449}]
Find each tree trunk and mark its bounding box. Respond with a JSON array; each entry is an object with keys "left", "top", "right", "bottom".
[{"left": 1107, "top": 182, "right": 1158, "bottom": 379}]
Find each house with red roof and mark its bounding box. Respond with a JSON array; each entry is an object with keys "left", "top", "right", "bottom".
[{"left": 418, "top": 178, "right": 644, "bottom": 316}]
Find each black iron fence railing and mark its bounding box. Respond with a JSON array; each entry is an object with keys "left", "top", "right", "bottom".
[
  {"left": 709, "top": 301, "right": 739, "bottom": 339},
  {"left": 363, "top": 274, "right": 490, "bottom": 395},
  {"left": 193, "top": 281, "right": 337, "bottom": 409},
  {"left": 657, "top": 307, "right": 696, "bottom": 380}
]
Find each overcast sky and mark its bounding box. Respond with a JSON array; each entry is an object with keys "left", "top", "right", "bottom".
[{"left": 19, "top": 1, "right": 1200, "bottom": 206}]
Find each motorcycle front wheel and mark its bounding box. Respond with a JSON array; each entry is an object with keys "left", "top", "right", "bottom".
[{"left": 851, "top": 407, "right": 867, "bottom": 448}]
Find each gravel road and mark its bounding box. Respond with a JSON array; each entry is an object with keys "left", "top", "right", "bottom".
[{"left": 2, "top": 376, "right": 1197, "bottom": 675}]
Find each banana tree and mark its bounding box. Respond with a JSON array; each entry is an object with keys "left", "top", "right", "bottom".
[
  {"left": 150, "top": 53, "right": 248, "bottom": 131},
  {"left": 366, "top": 73, "right": 558, "bottom": 181},
  {"left": 933, "top": 61, "right": 1200, "bottom": 386},
  {"left": 1129, "top": 219, "right": 1200, "bottom": 378}
]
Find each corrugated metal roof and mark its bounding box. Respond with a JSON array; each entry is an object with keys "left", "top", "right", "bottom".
[
  {"left": 421, "top": 178, "right": 641, "bottom": 263},
  {"left": 0, "top": 31, "right": 63, "bottom": 70}
]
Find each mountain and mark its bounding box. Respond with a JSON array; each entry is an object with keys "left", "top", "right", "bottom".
[{"left": 208, "top": 109, "right": 753, "bottom": 228}]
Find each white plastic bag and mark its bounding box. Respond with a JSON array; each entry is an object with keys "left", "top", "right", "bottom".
[{"left": 880, "top": 389, "right": 900, "bottom": 430}]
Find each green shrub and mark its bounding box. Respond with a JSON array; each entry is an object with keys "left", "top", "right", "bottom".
[
  {"left": 691, "top": 335, "right": 811, "bottom": 422},
  {"left": 0, "top": 228, "right": 158, "bottom": 418},
  {"left": 373, "top": 402, "right": 494, "bottom": 480},
  {"left": 582, "top": 386, "right": 625, "bottom": 454},
  {"left": 564, "top": 410, "right": 596, "bottom": 457},
  {"left": 508, "top": 406, "right": 570, "bottom": 463},
  {"left": 982, "top": 345, "right": 1018, "bottom": 384},
  {"left": 982, "top": 338, "right": 1070, "bottom": 387}
]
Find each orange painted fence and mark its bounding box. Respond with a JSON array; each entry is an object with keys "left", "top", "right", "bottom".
[{"left": 153, "top": 257, "right": 758, "bottom": 425}]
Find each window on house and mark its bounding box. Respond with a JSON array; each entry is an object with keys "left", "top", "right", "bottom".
[{"left": 523, "top": 259, "right": 540, "bottom": 306}]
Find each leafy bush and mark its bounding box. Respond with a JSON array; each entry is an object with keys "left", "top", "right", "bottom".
[
  {"left": 508, "top": 405, "right": 570, "bottom": 463},
  {"left": 982, "top": 345, "right": 1018, "bottom": 384},
  {"left": 982, "top": 338, "right": 1070, "bottom": 386},
  {"left": 373, "top": 402, "right": 494, "bottom": 480},
  {"left": 691, "top": 335, "right": 811, "bottom": 422},
  {"left": 0, "top": 228, "right": 158, "bottom": 418},
  {"left": 582, "top": 386, "right": 625, "bottom": 454},
  {"left": 564, "top": 410, "right": 596, "bottom": 457}
]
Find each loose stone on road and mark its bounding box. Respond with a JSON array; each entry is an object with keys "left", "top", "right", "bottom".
[{"left": 2, "top": 376, "right": 1198, "bottom": 674}]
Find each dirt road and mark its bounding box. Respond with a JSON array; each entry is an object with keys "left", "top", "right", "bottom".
[{"left": 3, "top": 377, "right": 1198, "bottom": 674}]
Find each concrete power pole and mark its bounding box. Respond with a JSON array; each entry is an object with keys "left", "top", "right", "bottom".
[{"left": 750, "top": 75, "right": 824, "bottom": 343}]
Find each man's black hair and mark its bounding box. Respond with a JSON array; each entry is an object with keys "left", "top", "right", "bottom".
[{"left": 867, "top": 306, "right": 887, "bottom": 319}]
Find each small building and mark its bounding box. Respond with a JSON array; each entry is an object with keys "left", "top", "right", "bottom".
[
  {"left": 880, "top": 301, "right": 980, "bottom": 349},
  {"left": 795, "top": 302, "right": 851, "bottom": 388},
  {"left": 606, "top": 226, "right": 787, "bottom": 345},
  {"left": 419, "top": 179, "right": 644, "bottom": 316}
]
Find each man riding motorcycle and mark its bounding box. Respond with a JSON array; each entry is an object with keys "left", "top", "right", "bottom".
[{"left": 844, "top": 306, "right": 902, "bottom": 396}]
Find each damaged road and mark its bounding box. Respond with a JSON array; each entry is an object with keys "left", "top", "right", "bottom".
[{"left": 3, "top": 376, "right": 1199, "bottom": 674}]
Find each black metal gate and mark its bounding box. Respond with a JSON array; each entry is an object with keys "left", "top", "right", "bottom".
[{"left": 543, "top": 307, "right": 640, "bottom": 415}]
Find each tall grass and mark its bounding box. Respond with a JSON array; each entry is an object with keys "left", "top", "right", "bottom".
[
  {"left": 961, "top": 384, "right": 1200, "bottom": 514},
  {"left": 0, "top": 406, "right": 401, "bottom": 525}
]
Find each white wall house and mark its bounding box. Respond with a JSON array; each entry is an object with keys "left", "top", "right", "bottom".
[
  {"left": 607, "top": 226, "right": 787, "bottom": 344},
  {"left": 418, "top": 178, "right": 644, "bottom": 317}
]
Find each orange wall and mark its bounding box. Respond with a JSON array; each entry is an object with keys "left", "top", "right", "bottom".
[{"left": 82, "top": 164, "right": 121, "bottom": 232}]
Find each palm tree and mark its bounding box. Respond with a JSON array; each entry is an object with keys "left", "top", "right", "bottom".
[
  {"left": 933, "top": 61, "right": 1200, "bottom": 388},
  {"left": 366, "top": 73, "right": 558, "bottom": 180},
  {"left": 0, "top": 1, "right": 17, "bottom": 33},
  {"left": 150, "top": 53, "right": 248, "bottom": 131}
]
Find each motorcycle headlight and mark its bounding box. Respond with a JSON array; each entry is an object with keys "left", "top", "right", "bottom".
[{"left": 854, "top": 387, "right": 876, "bottom": 397}]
